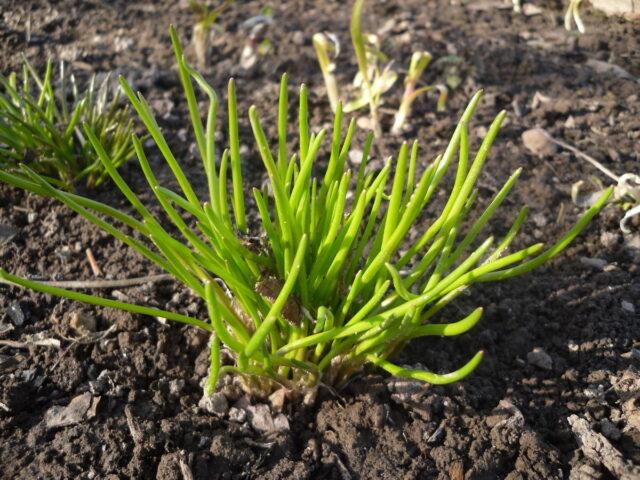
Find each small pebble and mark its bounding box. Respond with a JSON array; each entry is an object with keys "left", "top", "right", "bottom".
[
  {"left": 7, "top": 303, "right": 25, "bottom": 326},
  {"left": 348, "top": 149, "right": 364, "bottom": 166},
  {"left": 527, "top": 347, "right": 553, "bottom": 370},
  {"left": 621, "top": 301, "right": 635, "bottom": 314},
  {"left": 522, "top": 128, "right": 556, "bottom": 157},
  {"left": 228, "top": 406, "right": 246, "bottom": 423},
  {"left": 291, "top": 31, "right": 305, "bottom": 45},
  {"left": 198, "top": 392, "right": 229, "bottom": 416},
  {"left": 269, "top": 389, "right": 286, "bottom": 413},
  {"left": 273, "top": 413, "right": 290, "bottom": 432},
  {"left": 600, "top": 231, "right": 620, "bottom": 248},
  {"left": 68, "top": 311, "right": 97, "bottom": 335},
  {"left": 246, "top": 403, "right": 276, "bottom": 433},
  {"left": 580, "top": 257, "right": 607, "bottom": 270},
  {"left": 45, "top": 392, "right": 93, "bottom": 429},
  {"left": 169, "top": 379, "right": 185, "bottom": 396}
]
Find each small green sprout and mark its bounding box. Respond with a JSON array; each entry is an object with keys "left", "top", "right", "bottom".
[
  {"left": 544, "top": 131, "right": 639, "bottom": 233},
  {"left": 189, "top": 0, "right": 234, "bottom": 70},
  {"left": 514, "top": 0, "right": 586, "bottom": 33},
  {"left": 347, "top": 0, "right": 396, "bottom": 137},
  {"left": 313, "top": 0, "right": 448, "bottom": 137},
  {"left": 391, "top": 51, "right": 448, "bottom": 135},
  {"left": 312, "top": 32, "right": 340, "bottom": 112},
  {"left": 0, "top": 58, "right": 135, "bottom": 190},
  {"left": 0, "top": 28, "right": 612, "bottom": 399},
  {"left": 564, "top": 0, "right": 585, "bottom": 33}
]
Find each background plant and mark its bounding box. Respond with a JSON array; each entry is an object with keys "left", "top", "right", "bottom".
[
  {"left": 314, "top": 0, "right": 447, "bottom": 137},
  {"left": 391, "top": 51, "right": 448, "bottom": 135},
  {"left": 239, "top": 5, "right": 275, "bottom": 71},
  {"left": 542, "top": 132, "right": 640, "bottom": 233},
  {"left": 513, "top": 0, "right": 586, "bottom": 33},
  {"left": 0, "top": 27, "right": 612, "bottom": 399},
  {"left": 189, "top": 0, "right": 234, "bottom": 70},
  {"left": 0, "top": 58, "right": 135, "bottom": 190}
]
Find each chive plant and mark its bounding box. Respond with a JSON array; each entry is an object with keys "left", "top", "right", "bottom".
[
  {"left": 0, "top": 57, "right": 135, "bottom": 190},
  {"left": 0, "top": 27, "right": 612, "bottom": 398}
]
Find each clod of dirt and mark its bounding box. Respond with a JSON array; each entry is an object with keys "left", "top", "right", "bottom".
[
  {"left": 569, "top": 459, "right": 605, "bottom": 480},
  {"left": 44, "top": 392, "right": 96, "bottom": 429},
  {"left": 568, "top": 415, "right": 640, "bottom": 479},
  {"left": 67, "top": 310, "right": 97, "bottom": 335},
  {"left": 599, "top": 419, "right": 622, "bottom": 441},
  {"left": 168, "top": 379, "right": 185, "bottom": 397},
  {"left": 198, "top": 392, "right": 228, "bottom": 417},
  {"left": 522, "top": 128, "right": 556, "bottom": 157},
  {"left": 489, "top": 399, "right": 526, "bottom": 452},
  {"left": 527, "top": 347, "right": 553, "bottom": 370},
  {"left": 88, "top": 370, "right": 113, "bottom": 396},
  {"left": 269, "top": 388, "right": 287, "bottom": 413},
  {"left": 0, "top": 223, "right": 17, "bottom": 245},
  {"left": 612, "top": 367, "right": 640, "bottom": 432},
  {"left": 227, "top": 406, "right": 246, "bottom": 423}
]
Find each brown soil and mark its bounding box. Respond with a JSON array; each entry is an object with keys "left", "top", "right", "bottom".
[{"left": 1, "top": 1, "right": 639, "bottom": 479}]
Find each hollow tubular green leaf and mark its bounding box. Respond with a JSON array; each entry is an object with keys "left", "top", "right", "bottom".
[
  {"left": 0, "top": 269, "right": 211, "bottom": 331},
  {"left": 367, "top": 350, "right": 484, "bottom": 385}
]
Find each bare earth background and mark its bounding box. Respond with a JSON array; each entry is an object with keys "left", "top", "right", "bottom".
[{"left": 0, "top": 0, "right": 639, "bottom": 479}]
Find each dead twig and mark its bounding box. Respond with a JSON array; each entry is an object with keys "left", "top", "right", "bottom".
[
  {"left": 85, "top": 248, "right": 103, "bottom": 277},
  {"left": 124, "top": 405, "right": 144, "bottom": 446},
  {"left": 0, "top": 336, "right": 60, "bottom": 349},
  {"left": 178, "top": 450, "right": 194, "bottom": 480},
  {"left": 568, "top": 415, "right": 640, "bottom": 480},
  {"left": 52, "top": 325, "right": 117, "bottom": 370},
  {"left": 542, "top": 131, "right": 619, "bottom": 182}
]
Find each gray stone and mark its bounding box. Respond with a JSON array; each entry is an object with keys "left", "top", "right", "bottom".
[
  {"left": 245, "top": 403, "right": 274, "bottom": 433},
  {"left": 45, "top": 392, "right": 93, "bottom": 429},
  {"left": 7, "top": 303, "right": 25, "bottom": 326},
  {"left": 621, "top": 301, "right": 635, "bottom": 314},
  {"left": 198, "top": 392, "right": 228, "bottom": 416},
  {"left": 527, "top": 347, "right": 553, "bottom": 370},
  {"left": 273, "top": 414, "right": 290, "bottom": 432},
  {"left": 0, "top": 224, "right": 17, "bottom": 245}
]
